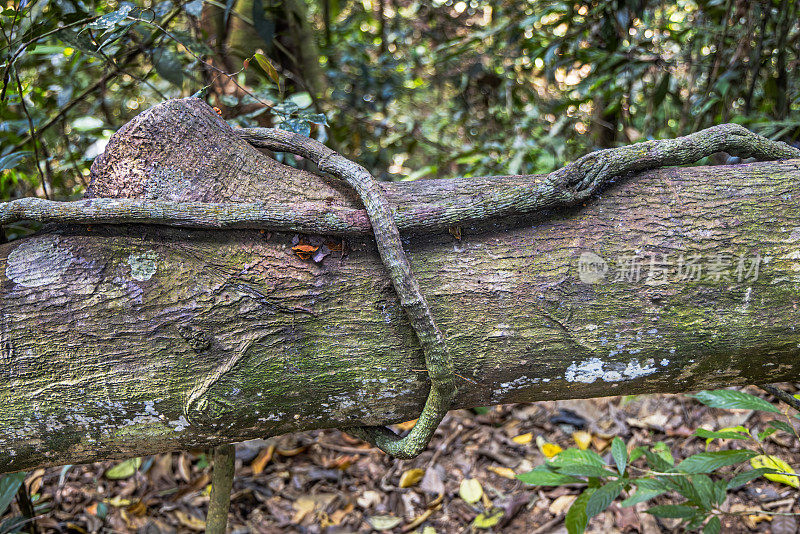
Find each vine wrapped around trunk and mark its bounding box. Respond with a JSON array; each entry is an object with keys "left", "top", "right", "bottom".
[{"left": 2, "top": 98, "right": 800, "bottom": 472}]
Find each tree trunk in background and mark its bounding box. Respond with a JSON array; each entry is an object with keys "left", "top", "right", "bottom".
[{"left": 2, "top": 98, "right": 800, "bottom": 473}]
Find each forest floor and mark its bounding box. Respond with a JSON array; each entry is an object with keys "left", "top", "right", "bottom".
[{"left": 8, "top": 386, "right": 800, "bottom": 534}]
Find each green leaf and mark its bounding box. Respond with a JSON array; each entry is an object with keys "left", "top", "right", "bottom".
[
  {"left": 153, "top": 48, "right": 184, "bottom": 87},
  {"left": 611, "top": 437, "right": 627, "bottom": 475},
  {"left": 517, "top": 467, "right": 582, "bottom": 486},
  {"left": 88, "top": 5, "right": 132, "bottom": 30},
  {"left": 653, "top": 73, "right": 670, "bottom": 107},
  {"left": 703, "top": 516, "right": 721, "bottom": 534},
  {"left": 727, "top": 467, "right": 777, "bottom": 489},
  {"left": 299, "top": 112, "right": 328, "bottom": 126},
  {"left": 693, "top": 428, "right": 750, "bottom": 442},
  {"left": 620, "top": 488, "right": 665, "bottom": 507},
  {"left": 556, "top": 464, "right": 615, "bottom": 479},
  {"left": 551, "top": 448, "right": 606, "bottom": 468},
  {"left": 692, "top": 390, "right": 780, "bottom": 413},
  {"left": 646, "top": 504, "right": 698, "bottom": 519},
  {"left": 104, "top": 457, "right": 142, "bottom": 479},
  {"left": 272, "top": 101, "right": 299, "bottom": 116},
  {"left": 766, "top": 420, "right": 796, "bottom": 436},
  {"left": 652, "top": 442, "right": 674, "bottom": 465},
  {"left": 642, "top": 450, "right": 672, "bottom": 472},
  {"left": 0, "top": 151, "right": 31, "bottom": 171},
  {"left": 676, "top": 450, "right": 757, "bottom": 474},
  {"left": 279, "top": 118, "right": 311, "bottom": 137},
  {"left": 0, "top": 472, "right": 26, "bottom": 516},
  {"left": 586, "top": 481, "right": 622, "bottom": 518},
  {"left": 629, "top": 446, "right": 645, "bottom": 463},
  {"left": 565, "top": 489, "right": 594, "bottom": 534},
  {"left": 255, "top": 53, "right": 280, "bottom": 86},
  {"left": 691, "top": 475, "right": 715, "bottom": 509},
  {"left": 712, "top": 479, "right": 728, "bottom": 505},
  {"left": 757, "top": 427, "right": 777, "bottom": 441}
]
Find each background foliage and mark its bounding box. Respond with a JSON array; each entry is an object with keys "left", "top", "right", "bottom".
[{"left": 1, "top": 0, "right": 799, "bottom": 223}]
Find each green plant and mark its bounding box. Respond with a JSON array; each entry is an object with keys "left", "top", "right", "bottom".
[{"left": 518, "top": 389, "right": 800, "bottom": 533}]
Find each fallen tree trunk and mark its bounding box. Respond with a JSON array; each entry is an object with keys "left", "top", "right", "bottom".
[{"left": 2, "top": 98, "right": 800, "bottom": 473}]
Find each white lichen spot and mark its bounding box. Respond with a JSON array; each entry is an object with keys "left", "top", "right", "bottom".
[
  {"left": 6, "top": 236, "right": 75, "bottom": 287},
  {"left": 565, "top": 357, "right": 664, "bottom": 383},
  {"left": 128, "top": 251, "right": 159, "bottom": 281},
  {"left": 168, "top": 415, "right": 189, "bottom": 432}
]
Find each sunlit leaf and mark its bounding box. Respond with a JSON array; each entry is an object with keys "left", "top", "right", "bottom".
[{"left": 750, "top": 455, "right": 799, "bottom": 488}]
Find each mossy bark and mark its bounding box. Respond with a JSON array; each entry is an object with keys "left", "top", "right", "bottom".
[{"left": 2, "top": 98, "right": 800, "bottom": 473}]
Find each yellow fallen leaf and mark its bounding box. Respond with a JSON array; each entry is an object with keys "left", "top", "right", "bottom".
[
  {"left": 399, "top": 468, "right": 425, "bottom": 488},
  {"left": 573, "top": 431, "right": 592, "bottom": 450},
  {"left": 750, "top": 455, "right": 800, "bottom": 488},
  {"left": 746, "top": 514, "right": 772, "bottom": 529},
  {"left": 471, "top": 508, "right": 504, "bottom": 529},
  {"left": 103, "top": 496, "right": 132, "bottom": 507},
  {"left": 512, "top": 432, "right": 533, "bottom": 445},
  {"left": 459, "top": 478, "right": 483, "bottom": 504},
  {"left": 541, "top": 443, "right": 563, "bottom": 458},
  {"left": 174, "top": 511, "right": 205, "bottom": 531},
  {"left": 536, "top": 435, "right": 563, "bottom": 458},
  {"left": 486, "top": 465, "right": 516, "bottom": 479}
]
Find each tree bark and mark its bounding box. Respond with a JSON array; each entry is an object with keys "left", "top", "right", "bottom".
[{"left": 2, "top": 98, "right": 800, "bottom": 473}]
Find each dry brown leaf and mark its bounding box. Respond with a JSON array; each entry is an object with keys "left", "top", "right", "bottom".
[
  {"left": 330, "top": 454, "right": 357, "bottom": 471},
  {"left": 177, "top": 453, "right": 192, "bottom": 482},
  {"left": 171, "top": 473, "right": 211, "bottom": 501},
  {"left": 396, "top": 419, "right": 417, "bottom": 431},
  {"left": 292, "top": 244, "right": 319, "bottom": 253},
  {"left": 328, "top": 502, "right": 354, "bottom": 526},
  {"left": 592, "top": 436, "right": 610, "bottom": 451},
  {"left": 292, "top": 493, "right": 337, "bottom": 524},
  {"left": 399, "top": 468, "right": 425, "bottom": 488},
  {"left": 251, "top": 444, "right": 276, "bottom": 475},
  {"left": 126, "top": 500, "right": 147, "bottom": 516}
]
